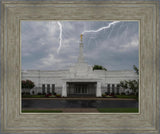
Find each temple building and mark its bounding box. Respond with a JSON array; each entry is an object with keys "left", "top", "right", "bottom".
[{"left": 21, "top": 35, "right": 138, "bottom": 97}]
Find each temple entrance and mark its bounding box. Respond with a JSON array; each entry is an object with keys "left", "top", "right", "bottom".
[{"left": 67, "top": 82, "right": 96, "bottom": 97}]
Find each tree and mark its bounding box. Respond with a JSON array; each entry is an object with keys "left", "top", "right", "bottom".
[
  {"left": 133, "top": 65, "right": 139, "bottom": 75},
  {"left": 21, "top": 80, "right": 35, "bottom": 94},
  {"left": 127, "top": 80, "right": 139, "bottom": 95},
  {"left": 93, "top": 65, "right": 107, "bottom": 71},
  {"left": 25, "top": 80, "right": 35, "bottom": 89},
  {"left": 22, "top": 80, "right": 26, "bottom": 89},
  {"left": 119, "top": 80, "right": 128, "bottom": 89},
  {"left": 119, "top": 65, "right": 139, "bottom": 95}
]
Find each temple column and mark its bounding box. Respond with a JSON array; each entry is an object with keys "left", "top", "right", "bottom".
[
  {"left": 50, "top": 85, "right": 52, "bottom": 94},
  {"left": 114, "top": 84, "right": 117, "bottom": 94},
  {"left": 62, "top": 82, "right": 67, "bottom": 97},
  {"left": 96, "top": 82, "right": 102, "bottom": 97},
  {"left": 110, "top": 84, "right": 112, "bottom": 94},
  {"left": 45, "top": 85, "right": 47, "bottom": 94}
]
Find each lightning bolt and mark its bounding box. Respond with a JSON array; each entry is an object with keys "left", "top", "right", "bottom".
[
  {"left": 57, "top": 21, "right": 62, "bottom": 54},
  {"left": 56, "top": 21, "right": 120, "bottom": 53},
  {"left": 82, "top": 21, "right": 120, "bottom": 35}
]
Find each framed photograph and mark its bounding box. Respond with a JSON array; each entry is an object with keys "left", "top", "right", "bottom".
[
  {"left": 21, "top": 20, "right": 139, "bottom": 113},
  {"left": 1, "top": 0, "right": 159, "bottom": 133}
]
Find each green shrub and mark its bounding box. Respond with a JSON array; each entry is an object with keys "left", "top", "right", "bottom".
[
  {"left": 37, "top": 92, "right": 42, "bottom": 95},
  {"left": 102, "top": 94, "right": 106, "bottom": 97},
  {"left": 25, "top": 92, "right": 30, "bottom": 95},
  {"left": 56, "top": 94, "right": 61, "bottom": 98},
  {"left": 121, "top": 92, "right": 125, "bottom": 95}
]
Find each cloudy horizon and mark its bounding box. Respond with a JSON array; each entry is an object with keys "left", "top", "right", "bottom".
[{"left": 21, "top": 21, "right": 139, "bottom": 71}]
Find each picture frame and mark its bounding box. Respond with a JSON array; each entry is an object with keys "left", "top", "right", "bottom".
[{"left": 1, "top": 0, "right": 159, "bottom": 133}]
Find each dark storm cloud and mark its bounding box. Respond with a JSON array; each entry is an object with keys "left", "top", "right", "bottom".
[
  {"left": 83, "top": 21, "right": 139, "bottom": 70},
  {"left": 21, "top": 21, "right": 139, "bottom": 70}
]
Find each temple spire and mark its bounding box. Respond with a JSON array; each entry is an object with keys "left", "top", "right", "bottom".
[
  {"left": 80, "top": 34, "right": 83, "bottom": 42},
  {"left": 78, "top": 34, "right": 85, "bottom": 63}
]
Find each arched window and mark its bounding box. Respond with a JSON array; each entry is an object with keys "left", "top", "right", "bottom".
[
  {"left": 52, "top": 84, "right": 55, "bottom": 94},
  {"left": 42, "top": 84, "right": 45, "bottom": 94},
  {"left": 107, "top": 84, "right": 110, "bottom": 94},
  {"left": 117, "top": 84, "right": 120, "bottom": 94},
  {"left": 112, "top": 84, "right": 115, "bottom": 94},
  {"left": 47, "top": 84, "right": 50, "bottom": 93}
]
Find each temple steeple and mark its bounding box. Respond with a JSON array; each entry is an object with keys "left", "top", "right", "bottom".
[
  {"left": 78, "top": 34, "right": 85, "bottom": 63},
  {"left": 69, "top": 34, "right": 92, "bottom": 76}
]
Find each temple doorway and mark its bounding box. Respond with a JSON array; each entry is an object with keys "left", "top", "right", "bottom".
[{"left": 67, "top": 82, "right": 96, "bottom": 97}]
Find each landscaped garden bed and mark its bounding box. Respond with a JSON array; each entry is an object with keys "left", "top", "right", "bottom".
[
  {"left": 102, "top": 93, "right": 138, "bottom": 100},
  {"left": 22, "top": 109, "right": 62, "bottom": 113},
  {"left": 22, "top": 93, "right": 62, "bottom": 98},
  {"left": 22, "top": 108, "right": 138, "bottom": 113}
]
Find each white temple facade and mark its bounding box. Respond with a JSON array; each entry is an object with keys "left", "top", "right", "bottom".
[{"left": 21, "top": 35, "right": 138, "bottom": 97}]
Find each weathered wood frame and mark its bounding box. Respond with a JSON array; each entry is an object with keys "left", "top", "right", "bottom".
[{"left": 1, "top": 0, "right": 159, "bottom": 133}]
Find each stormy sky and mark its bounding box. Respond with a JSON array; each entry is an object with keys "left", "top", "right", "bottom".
[{"left": 21, "top": 21, "right": 139, "bottom": 71}]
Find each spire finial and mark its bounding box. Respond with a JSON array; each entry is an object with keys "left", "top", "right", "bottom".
[
  {"left": 78, "top": 34, "right": 84, "bottom": 63},
  {"left": 80, "top": 34, "right": 83, "bottom": 42}
]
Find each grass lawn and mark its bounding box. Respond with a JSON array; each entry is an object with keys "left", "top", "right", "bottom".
[
  {"left": 98, "top": 108, "right": 138, "bottom": 113},
  {"left": 115, "top": 95, "right": 137, "bottom": 99},
  {"left": 22, "top": 110, "right": 62, "bottom": 113},
  {"left": 22, "top": 95, "right": 45, "bottom": 98}
]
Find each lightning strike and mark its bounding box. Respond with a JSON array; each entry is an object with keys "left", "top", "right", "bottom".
[
  {"left": 57, "top": 21, "right": 62, "bottom": 54},
  {"left": 81, "top": 21, "right": 120, "bottom": 48},
  {"left": 82, "top": 21, "right": 120, "bottom": 35},
  {"left": 56, "top": 21, "right": 120, "bottom": 53}
]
